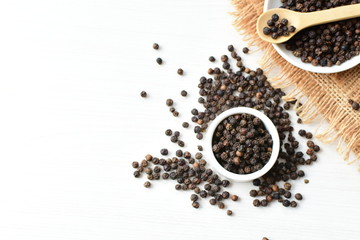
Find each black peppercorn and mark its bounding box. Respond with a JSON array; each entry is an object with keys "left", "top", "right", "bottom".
[
  {"left": 253, "top": 199, "right": 260, "bottom": 207},
  {"left": 282, "top": 199, "right": 290, "bottom": 207},
  {"left": 166, "top": 99, "right": 174, "bottom": 106},
  {"left": 132, "top": 161, "right": 139, "bottom": 168},
  {"left": 250, "top": 189, "right": 258, "bottom": 197},
  {"left": 209, "top": 198, "right": 217, "bottom": 205},
  {"left": 306, "top": 132, "right": 313, "bottom": 139},
  {"left": 199, "top": 190, "right": 207, "bottom": 198},
  {"left": 284, "top": 182, "right": 291, "bottom": 190},
  {"left": 284, "top": 191, "right": 291, "bottom": 198},
  {"left": 298, "top": 129, "right": 306, "bottom": 137},
  {"left": 190, "top": 194, "right": 198, "bottom": 202},
  {"left": 162, "top": 172, "right": 169, "bottom": 179},
  {"left": 140, "top": 91, "right": 147, "bottom": 98},
  {"left": 156, "top": 57, "right": 162, "bottom": 65},
  {"left": 152, "top": 43, "right": 159, "bottom": 50},
  {"left": 222, "top": 180, "right": 230, "bottom": 187},
  {"left": 290, "top": 201, "right": 297, "bottom": 208},
  {"left": 180, "top": 90, "right": 187, "bottom": 97},
  {"left": 231, "top": 195, "right": 239, "bottom": 201},
  {"left": 222, "top": 191, "right": 230, "bottom": 199},
  {"left": 133, "top": 171, "right": 140, "bottom": 178},
  {"left": 160, "top": 148, "right": 168, "bottom": 156},
  {"left": 271, "top": 14, "right": 279, "bottom": 21},
  {"left": 192, "top": 201, "right": 200, "bottom": 208},
  {"left": 175, "top": 149, "right": 183, "bottom": 157},
  {"left": 295, "top": 193, "right": 303, "bottom": 200},
  {"left": 177, "top": 68, "right": 184, "bottom": 75},
  {"left": 218, "top": 202, "right": 225, "bottom": 209},
  {"left": 144, "top": 181, "right": 151, "bottom": 188},
  {"left": 352, "top": 102, "right": 360, "bottom": 110}
]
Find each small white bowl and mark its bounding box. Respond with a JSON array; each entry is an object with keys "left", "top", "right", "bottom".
[
  {"left": 205, "top": 107, "right": 280, "bottom": 182},
  {"left": 264, "top": 0, "right": 360, "bottom": 74}
]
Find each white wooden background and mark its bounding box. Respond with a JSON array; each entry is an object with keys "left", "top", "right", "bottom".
[{"left": 0, "top": 1, "right": 359, "bottom": 240}]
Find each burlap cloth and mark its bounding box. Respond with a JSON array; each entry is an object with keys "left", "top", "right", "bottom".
[{"left": 231, "top": 0, "right": 360, "bottom": 169}]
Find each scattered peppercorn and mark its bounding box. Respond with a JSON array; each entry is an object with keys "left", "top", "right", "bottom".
[
  {"left": 182, "top": 122, "right": 189, "bottom": 128},
  {"left": 253, "top": 199, "right": 261, "bottom": 207},
  {"left": 144, "top": 181, "right": 151, "bottom": 188},
  {"left": 145, "top": 154, "right": 152, "bottom": 161},
  {"left": 190, "top": 194, "right": 198, "bottom": 202},
  {"left": 304, "top": 179, "right": 309, "bottom": 184},
  {"left": 140, "top": 91, "right": 147, "bottom": 98},
  {"left": 133, "top": 171, "right": 140, "bottom": 178},
  {"left": 349, "top": 99, "right": 360, "bottom": 110},
  {"left": 165, "top": 129, "right": 172, "bottom": 136},
  {"left": 156, "top": 57, "right": 162, "bottom": 65},
  {"left": 282, "top": 199, "right": 290, "bottom": 207},
  {"left": 197, "top": 145, "right": 203, "bottom": 151},
  {"left": 177, "top": 68, "right": 184, "bottom": 75},
  {"left": 298, "top": 129, "right": 306, "bottom": 137},
  {"left": 242, "top": 47, "right": 249, "bottom": 53},
  {"left": 230, "top": 195, "right": 238, "bottom": 201},
  {"left": 160, "top": 148, "right": 168, "bottom": 156},
  {"left": 166, "top": 99, "right": 174, "bottom": 106},
  {"left": 192, "top": 201, "right": 200, "bottom": 208},
  {"left": 228, "top": 45, "right": 234, "bottom": 52},
  {"left": 306, "top": 132, "right": 313, "bottom": 139},
  {"left": 209, "top": 56, "right": 215, "bottom": 62},
  {"left": 295, "top": 193, "right": 303, "bottom": 200},
  {"left": 152, "top": 43, "right": 159, "bottom": 50},
  {"left": 227, "top": 210, "right": 233, "bottom": 216},
  {"left": 132, "top": 161, "right": 139, "bottom": 168},
  {"left": 284, "top": 182, "right": 292, "bottom": 190},
  {"left": 250, "top": 189, "right": 258, "bottom": 197},
  {"left": 180, "top": 90, "right": 187, "bottom": 97}
]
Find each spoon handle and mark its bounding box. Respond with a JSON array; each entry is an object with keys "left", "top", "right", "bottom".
[{"left": 302, "top": 4, "right": 360, "bottom": 28}]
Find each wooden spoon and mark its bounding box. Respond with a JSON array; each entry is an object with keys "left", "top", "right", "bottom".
[{"left": 257, "top": 4, "right": 360, "bottom": 44}]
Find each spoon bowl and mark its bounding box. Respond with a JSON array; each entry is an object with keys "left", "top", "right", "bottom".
[{"left": 257, "top": 4, "right": 360, "bottom": 44}]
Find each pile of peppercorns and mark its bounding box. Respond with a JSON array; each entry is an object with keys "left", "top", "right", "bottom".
[
  {"left": 190, "top": 45, "right": 320, "bottom": 207},
  {"left": 136, "top": 43, "right": 320, "bottom": 211},
  {"left": 263, "top": 14, "right": 296, "bottom": 39},
  {"left": 132, "top": 151, "right": 239, "bottom": 213},
  {"left": 212, "top": 114, "right": 273, "bottom": 174},
  {"left": 281, "top": 0, "right": 360, "bottom": 66}
]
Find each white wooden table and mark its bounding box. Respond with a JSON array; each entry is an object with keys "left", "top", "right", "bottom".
[{"left": 0, "top": 1, "right": 359, "bottom": 240}]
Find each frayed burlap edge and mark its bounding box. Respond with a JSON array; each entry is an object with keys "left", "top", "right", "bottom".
[{"left": 231, "top": 0, "right": 360, "bottom": 170}]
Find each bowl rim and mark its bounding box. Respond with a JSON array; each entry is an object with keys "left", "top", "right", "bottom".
[
  {"left": 263, "top": 0, "right": 360, "bottom": 74},
  {"left": 205, "top": 107, "right": 280, "bottom": 182}
]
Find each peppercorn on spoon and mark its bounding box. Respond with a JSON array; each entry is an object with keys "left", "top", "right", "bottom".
[{"left": 257, "top": 4, "right": 360, "bottom": 44}]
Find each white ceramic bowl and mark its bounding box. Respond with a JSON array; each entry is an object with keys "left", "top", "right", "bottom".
[
  {"left": 264, "top": 0, "right": 360, "bottom": 73},
  {"left": 205, "top": 107, "right": 280, "bottom": 182}
]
